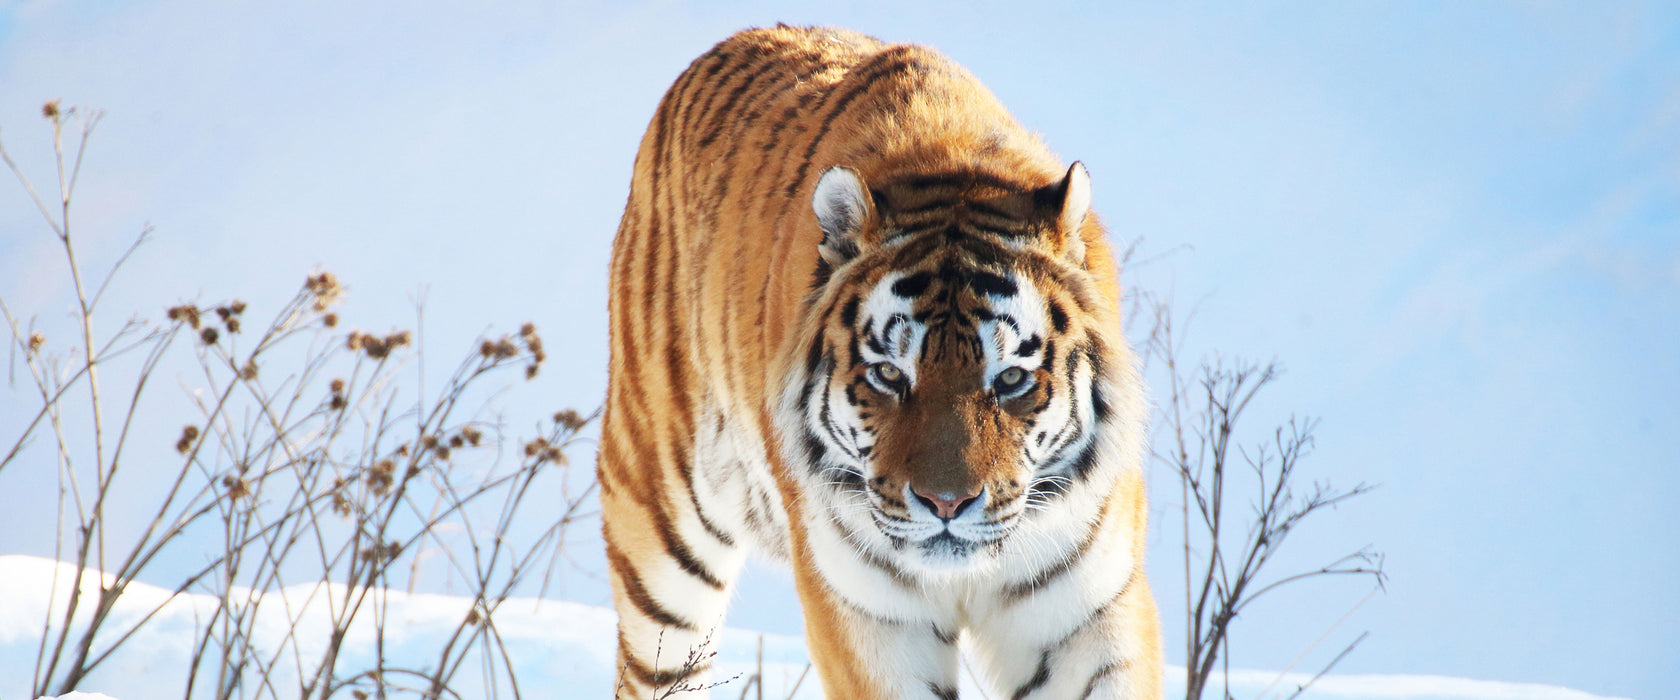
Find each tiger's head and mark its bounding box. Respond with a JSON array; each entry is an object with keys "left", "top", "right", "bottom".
[{"left": 778, "top": 162, "right": 1143, "bottom": 575}]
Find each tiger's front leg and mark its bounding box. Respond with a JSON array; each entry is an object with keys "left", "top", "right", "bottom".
[
  {"left": 789, "top": 512, "right": 965, "bottom": 699},
  {"left": 967, "top": 520, "right": 1164, "bottom": 700},
  {"left": 600, "top": 448, "right": 749, "bottom": 699}
]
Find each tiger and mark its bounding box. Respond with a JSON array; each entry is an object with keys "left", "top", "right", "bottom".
[{"left": 599, "top": 25, "right": 1161, "bottom": 699}]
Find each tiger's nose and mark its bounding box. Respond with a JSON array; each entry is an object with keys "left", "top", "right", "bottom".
[{"left": 912, "top": 486, "right": 980, "bottom": 520}]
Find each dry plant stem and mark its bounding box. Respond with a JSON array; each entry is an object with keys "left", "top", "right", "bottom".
[{"left": 1144, "top": 295, "right": 1385, "bottom": 700}]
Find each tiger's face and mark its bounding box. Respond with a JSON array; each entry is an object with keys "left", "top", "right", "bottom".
[{"left": 783, "top": 163, "right": 1126, "bottom": 574}]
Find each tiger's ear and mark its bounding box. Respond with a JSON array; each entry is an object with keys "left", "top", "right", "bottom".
[
  {"left": 813, "top": 166, "right": 877, "bottom": 266},
  {"left": 1038, "top": 162, "right": 1091, "bottom": 265}
]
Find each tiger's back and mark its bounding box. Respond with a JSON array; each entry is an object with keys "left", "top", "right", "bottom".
[{"left": 602, "top": 25, "right": 1161, "bottom": 699}]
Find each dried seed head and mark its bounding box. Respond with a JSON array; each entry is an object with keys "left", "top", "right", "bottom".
[
  {"left": 353, "top": 690, "right": 370, "bottom": 700},
  {"left": 329, "top": 394, "right": 347, "bottom": 410},
  {"left": 385, "top": 331, "right": 411, "bottom": 348},
  {"left": 525, "top": 335, "right": 544, "bottom": 355},
  {"left": 495, "top": 338, "right": 518, "bottom": 359},
  {"left": 322, "top": 313, "right": 338, "bottom": 328},
  {"left": 330, "top": 378, "right": 346, "bottom": 393},
  {"left": 396, "top": 443, "right": 410, "bottom": 457},
  {"left": 168, "top": 305, "right": 203, "bottom": 329},
  {"left": 421, "top": 435, "right": 439, "bottom": 450},
  {"left": 405, "top": 463, "right": 421, "bottom": 478},
  {"left": 305, "top": 272, "right": 343, "bottom": 310},
  {"left": 42, "top": 100, "right": 61, "bottom": 119},
  {"left": 225, "top": 318, "right": 241, "bottom": 334},
  {"left": 523, "top": 438, "right": 544, "bottom": 457},
  {"left": 434, "top": 445, "right": 450, "bottom": 460},
  {"left": 230, "top": 300, "right": 247, "bottom": 314},
  {"left": 199, "top": 327, "right": 219, "bottom": 345},
  {"left": 346, "top": 331, "right": 364, "bottom": 350},
  {"left": 461, "top": 427, "right": 483, "bottom": 447},
  {"left": 519, "top": 322, "right": 536, "bottom": 338},
  {"left": 554, "top": 409, "right": 586, "bottom": 432},
  {"left": 449, "top": 435, "right": 464, "bottom": 448},
  {"left": 465, "top": 608, "right": 482, "bottom": 626},
  {"left": 542, "top": 446, "right": 565, "bottom": 465},
  {"left": 332, "top": 492, "right": 352, "bottom": 517},
  {"left": 524, "top": 363, "right": 539, "bottom": 380},
  {"left": 216, "top": 306, "right": 232, "bottom": 321},
  {"left": 27, "top": 331, "right": 44, "bottom": 353},
  {"left": 224, "top": 475, "right": 250, "bottom": 500},
  {"left": 362, "top": 336, "right": 390, "bottom": 359},
  {"left": 373, "top": 459, "right": 395, "bottom": 476},
  {"left": 479, "top": 340, "right": 495, "bottom": 358},
  {"left": 176, "top": 425, "right": 200, "bottom": 454},
  {"left": 240, "top": 360, "right": 259, "bottom": 381}
]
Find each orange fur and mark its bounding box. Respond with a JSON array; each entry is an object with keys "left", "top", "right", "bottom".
[{"left": 601, "top": 25, "right": 1161, "bottom": 698}]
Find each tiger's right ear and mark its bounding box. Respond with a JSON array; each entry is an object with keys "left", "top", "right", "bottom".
[{"left": 813, "top": 166, "right": 876, "bottom": 266}]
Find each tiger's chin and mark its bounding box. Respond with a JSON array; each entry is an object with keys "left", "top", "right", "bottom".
[{"left": 896, "top": 529, "right": 1010, "bottom": 574}]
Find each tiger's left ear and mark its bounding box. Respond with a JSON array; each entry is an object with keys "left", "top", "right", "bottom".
[
  {"left": 1039, "top": 162, "right": 1091, "bottom": 265},
  {"left": 813, "top": 166, "right": 878, "bottom": 266}
]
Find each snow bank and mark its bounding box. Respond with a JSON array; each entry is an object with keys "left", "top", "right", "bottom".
[{"left": 0, "top": 556, "right": 1631, "bottom": 700}]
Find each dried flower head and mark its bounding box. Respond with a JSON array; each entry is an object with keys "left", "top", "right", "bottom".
[
  {"left": 385, "top": 330, "right": 411, "bottom": 348},
  {"left": 27, "top": 331, "right": 44, "bottom": 353},
  {"left": 240, "top": 360, "right": 259, "bottom": 381},
  {"left": 199, "top": 327, "right": 219, "bottom": 345},
  {"left": 168, "top": 305, "right": 203, "bottom": 329},
  {"left": 346, "top": 331, "right": 364, "bottom": 351},
  {"left": 329, "top": 394, "right": 347, "bottom": 410},
  {"left": 42, "top": 100, "right": 61, "bottom": 119},
  {"left": 361, "top": 336, "right": 390, "bottom": 359},
  {"left": 330, "top": 378, "right": 346, "bottom": 393},
  {"left": 449, "top": 434, "right": 464, "bottom": 449},
  {"left": 465, "top": 607, "right": 483, "bottom": 625},
  {"left": 176, "top": 425, "right": 200, "bottom": 454},
  {"left": 305, "top": 272, "right": 343, "bottom": 311},
  {"left": 479, "top": 340, "right": 495, "bottom": 358},
  {"left": 230, "top": 300, "right": 247, "bottom": 314},
  {"left": 554, "top": 409, "right": 586, "bottom": 432},
  {"left": 523, "top": 438, "right": 545, "bottom": 457},
  {"left": 396, "top": 443, "right": 410, "bottom": 457},
  {"left": 216, "top": 306, "right": 232, "bottom": 321},
  {"left": 519, "top": 322, "right": 536, "bottom": 338},
  {"left": 524, "top": 363, "right": 539, "bottom": 380},
  {"left": 421, "top": 435, "right": 440, "bottom": 450},
  {"left": 222, "top": 474, "right": 250, "bottom": 500},
  {"left": 323, "top": 313, "right": 338, "bottom": 328},
  {"left": 225, "top": 318, "right": 241, "bottom": 334},
  {"left": 542, "top": 446, "right": 565, "bottom": 465},
  {"left": 353, "top": 690, "right": 369, "bottom": 700},
  {"left": 434, "top": 445, "right": 450, "bottom": 460},
  {"left": 332, "top": 492, "right": 352, "bottom": 517},
  {"left": 461, "top": 426, "right": 483, "bottom": 447}
]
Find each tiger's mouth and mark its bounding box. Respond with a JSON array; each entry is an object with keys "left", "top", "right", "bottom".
[{"left": 864, "top": 485, "right": 1021, "bottom": 565}]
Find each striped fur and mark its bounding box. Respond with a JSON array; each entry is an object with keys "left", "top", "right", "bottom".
[{"left": 601, "top": 25, "right": 1161, "bottom": 699}]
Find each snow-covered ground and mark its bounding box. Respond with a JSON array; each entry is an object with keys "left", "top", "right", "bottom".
[{"left": 1, "top": 556, "right": 1629, "bottom": 700}]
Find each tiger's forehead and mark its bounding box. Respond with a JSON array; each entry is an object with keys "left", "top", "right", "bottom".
[{"left": 856, "top": 262, "right": 1050, "bottom": 341}]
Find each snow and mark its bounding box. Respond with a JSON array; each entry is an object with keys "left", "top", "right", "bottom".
[{"left": 0, "top": 556, "right": 1632, "bottom": 700}]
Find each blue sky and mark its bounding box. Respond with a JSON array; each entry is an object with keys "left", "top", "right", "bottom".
[{"left": 1, "top": 2, "right": 1674, "bottom": 699}]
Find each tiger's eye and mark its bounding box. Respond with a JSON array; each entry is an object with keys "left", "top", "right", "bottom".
[
  {"left": 874, "top": 363, "right": 903, "bottom": 383},
  {"left": 995, "top": 366, "right": 1028, "bottom": 392}
]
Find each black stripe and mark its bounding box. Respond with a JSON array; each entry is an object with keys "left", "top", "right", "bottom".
[
  {"left": 606, "top": 542, "right": 697, "bottom": 631},
  {"left": 902, "top": 170, "right": 1029, "bottom": 193},
  {"left": 928, "top": 682, "right": 959, "bottom": 700},
  {"left": 621, "top": 643, "right": 713, "bottom": 689},
  {"left": 892, "top": 271, "right": 934, "bottom": 297},
  {"left": 968, "top": 271, "right": 1018, "bottom": 297},
  {"left": 1000, "top": 524, "right": 1099, "bottom": 603},
  {"left": 1080, "top": 663, "right": 1124, "bottom": 699},
  {"left": 652, "top": 503, "right": 727, "bottom": 590},
  {"left": 785, "top": 48, "right": 922, "bottom": 199},
  {"left": 1010, "top": 650, "right": 1052, "bottom": 700}
]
